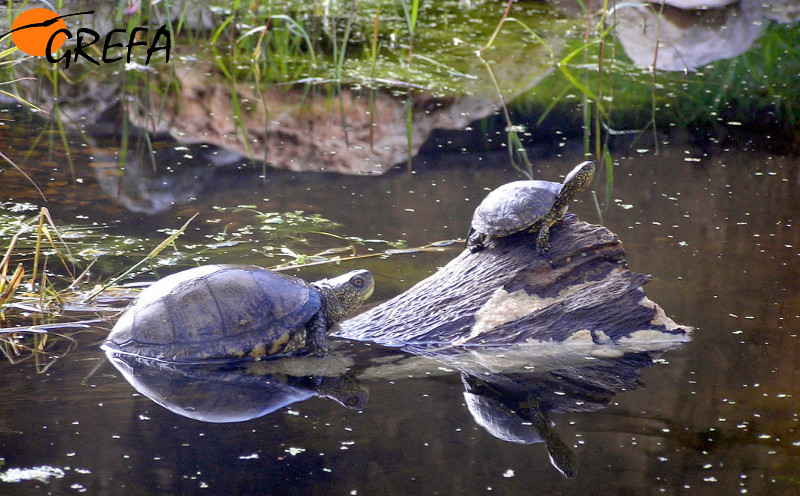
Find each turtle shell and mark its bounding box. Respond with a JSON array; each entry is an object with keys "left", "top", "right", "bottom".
[
  {"left": 104, "top": 265, "right": 322, "bottom": 362},
  {"left": 471, "top": 180, "right": 562, "bottom": 236}
]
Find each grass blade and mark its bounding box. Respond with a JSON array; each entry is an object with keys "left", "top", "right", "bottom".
[
  {"left": 0, "top": 264, "right": 24, "bottom": 308},
  {"left": 0, "top": 150, "right": 46, "bottom": 200},
  {"left": 604, "top": 146, "right": 614, "bottom": 207},
  {"left": 84, "top": 214, "right": 198, "bottom": 301}
]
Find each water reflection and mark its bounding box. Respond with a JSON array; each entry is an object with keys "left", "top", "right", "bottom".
[
  {"left": 613, "top": 0, "right": 797, "bottom": 71},
  {"left": 108, "top": 333, "right": 686, "bottom": 479},
  {"left": 105, "top": 351, "right": 368, "bottom": 423},
  {"left": 89, "top": 137, "right": 236, "bottom": 214},
  {"left": 404, "top": 342, "right": 685, "bottom": 479},
  {"left": 128, "top": 68, "right": 501, "bottom": 175}
]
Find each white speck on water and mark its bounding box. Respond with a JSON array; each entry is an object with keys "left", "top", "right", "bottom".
[
  {"left": 502, "top": 469, "right": 515, "bottom": 478},
  {"left": 239, "top": 454, "right": 259, "bottom": 460},
  {"left": 138, "top": 415, "right": 150, "bottom": 421},
  {"left": 0, "top": 466, "right": 65, "bottom": 483},
  {"left": 285, "top": 447, "right": 305, "bottom": 456}
]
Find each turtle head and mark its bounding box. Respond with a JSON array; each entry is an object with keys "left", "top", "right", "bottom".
[
  {"left": 562, "top": 160, "right": 595, "bottom": 193},
  {"left": 313, "top": 269, "right": 374, "bottom": 326}
]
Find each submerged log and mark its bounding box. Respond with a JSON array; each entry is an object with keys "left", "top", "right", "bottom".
[{"left": 336, "top": 214, "right": 690, "bottom": 348}]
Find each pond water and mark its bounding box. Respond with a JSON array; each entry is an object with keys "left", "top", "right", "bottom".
[
  {"left": 2, "top": 116, "right": 798, "bottom": 495},
  {"left": 2, "top": 1, "right": 800, "bottom": 495}
]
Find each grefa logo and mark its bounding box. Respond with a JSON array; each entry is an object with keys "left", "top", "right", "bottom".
[{"left": 2, "top": 8, "right": 170, "bottom": 68}]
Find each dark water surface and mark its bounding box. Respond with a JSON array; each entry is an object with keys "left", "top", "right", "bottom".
[{"left": 1, "top": 115, "right": 798, "bottom": 495}]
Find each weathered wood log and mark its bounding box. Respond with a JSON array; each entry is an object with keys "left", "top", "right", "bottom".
[{"left": 336, "top": 214, "right": 690, "bottom": 349}]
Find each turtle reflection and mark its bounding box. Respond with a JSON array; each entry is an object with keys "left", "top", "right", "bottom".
[
  {"left": 462, "top": 373, "right": 577, "bottom": 479},
  {"left": 106, "top": 351, "right": 368, "bottom": 423},
  {"left": 108, "top": 341, "right": 681, "bottom": 479},
  {"left": 391, "top": 345, "right": 677, "bottom": 479}
]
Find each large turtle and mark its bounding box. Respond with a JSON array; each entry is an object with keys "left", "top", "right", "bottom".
[
  {"left": 103, "top": 265, "right": 374, "bottom": 362},
  {"left": 467, "top": 161, "right": 595, "bottom": 253}
]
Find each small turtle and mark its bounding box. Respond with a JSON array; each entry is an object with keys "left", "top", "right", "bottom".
[
  {"left": 103, "top": 265, "right": 374, "bottom": 362},
  {"left": 466, "top": 161, "right": 595, "bottom": 254}
]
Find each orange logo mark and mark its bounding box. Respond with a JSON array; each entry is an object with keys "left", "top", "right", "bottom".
[{"left": 9, "top": 8, "right": 67, "bottom": 56}]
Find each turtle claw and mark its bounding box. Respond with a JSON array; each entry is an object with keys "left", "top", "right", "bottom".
[{"left": 311, "top": 335, "right": 328, "bottom": 356}]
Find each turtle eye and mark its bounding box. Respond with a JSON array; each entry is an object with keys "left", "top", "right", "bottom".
[{"left": 352, "top": 276, "right": 364, "bottom": 287}]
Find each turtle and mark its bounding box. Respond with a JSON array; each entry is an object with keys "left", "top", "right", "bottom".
[
  {"left": 466, "top": 160, "right": 596, "bottom": 254},
  {"left": 103, "top": 264, "right": 374, "bottom": 362}
]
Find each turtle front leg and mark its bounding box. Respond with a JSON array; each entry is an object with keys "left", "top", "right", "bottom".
[
  {"left": 307, "top": 313, "right": 329, "bottom": 356},
  {"left": 466, "top": 228, "right": 487, "bottom": 253},
  {"left": 535, "top": 224, "right": 551, "bottom": 254}
]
